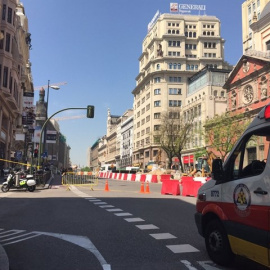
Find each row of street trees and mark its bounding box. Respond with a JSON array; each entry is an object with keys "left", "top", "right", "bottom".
[{"left": 154, "top": 108, "right": 250, "bottom": 172}]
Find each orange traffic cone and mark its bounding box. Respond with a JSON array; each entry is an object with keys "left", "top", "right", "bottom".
[
  {"left": 140, "top": 182, "right": 145, "bottom": 193},
  {"left": 145, "top": 182, "right": 150, "bottom": 193},
  {"left": 104, "top": 180, "right": 110, "bottom": 192}
]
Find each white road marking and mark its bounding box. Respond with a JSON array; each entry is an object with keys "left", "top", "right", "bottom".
[
  {"left": 0, "top": 230, "right": 25, "bottom": 238},
  {"left": 180, "top": 260, "right": 198, "bottom": 270},
  {"left": 124, "top": 218, "right": 145, "bottom": 222},
  {"left": 89, "top": 200, "right": 102, "bottom": 202},
  {"left": 149, "top": 233, "right": 177, "bottom": 240},
  {"left": 33, "top": 231, "right": 111, "bottom": 270},
  {"left": 197, "top": 261, "right": 223, "bottom": 270},
  {"left": 136, "top": 224, "right": 159, "bottom": 230},
  {"left": 0, "top": 229, "right": 24, "bottom": 235},
  {"left": 106, "top": 208, "right": 123, "bottom": 212},
  {"left": 114, "top": 213, "right": 133, "bottom": 217},
  {"left": 167, "top": 244, "right": 199, "bottom": 253},
  {"left": 2, "top": 233, "right": 41, "bottom": 246},
  {"left": 94, "top": 202, "right": 107, "bottom": 205},
  {"left": 99, "top": 205, "right": 115, "bottom": 208}
]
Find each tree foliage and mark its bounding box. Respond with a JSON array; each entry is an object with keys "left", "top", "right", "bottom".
[
  {"left": 154, "top": 109, "right": 193, "bottom": 172},
  {"left": 204, "top": 112, "right": 250, "bottom": 161}
]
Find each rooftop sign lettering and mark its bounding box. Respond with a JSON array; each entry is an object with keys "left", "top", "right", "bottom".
[
  {"left": 148, "top": 10, "right": 161, "bottom": 32},
  {"left": 170, "top": 3, "right": 207, "bottom": 14}
]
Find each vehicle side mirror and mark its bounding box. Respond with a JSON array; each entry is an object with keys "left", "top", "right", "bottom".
[{"left": 212, "top": 159, "right": 224, "bottom": 181}]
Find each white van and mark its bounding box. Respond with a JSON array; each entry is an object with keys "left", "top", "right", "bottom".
[{"left": 195, "top": 104, "right": 270, "bottom": 268}]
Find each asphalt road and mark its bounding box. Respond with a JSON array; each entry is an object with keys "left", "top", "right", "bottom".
[{"left": 0, "top": 176, "right": 268, "bottom": 270}]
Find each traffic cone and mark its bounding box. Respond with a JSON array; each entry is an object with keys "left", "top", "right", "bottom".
[
  {"left": 104, "top": 180, "right": 110, "bottom": 192},
  {"left": 140, "top": 182, "right": 145, "bottom": 193},
  {"left": 145, "top": 182, "right": 150, "bottom": 193}
]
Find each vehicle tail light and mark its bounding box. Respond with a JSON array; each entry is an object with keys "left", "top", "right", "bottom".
[{"left": 264, "top": 105, "right": 270, "bottom": 119}]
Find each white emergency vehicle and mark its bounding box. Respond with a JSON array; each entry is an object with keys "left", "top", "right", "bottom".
[{"left": 195, "top": 104, "right": 270, "bottom": 268}]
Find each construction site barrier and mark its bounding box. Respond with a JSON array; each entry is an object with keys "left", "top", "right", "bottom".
[
  {"left": 97, "top": 171, "right": 209, "bottom": 197},
  {"left": 161, "top": 179, "right": 180, "bottom": 195},
  {"left": 62, "top": 172, "right": 98, "bottom": 190},
  {"left": 98, "top": 172, "right": 164, "bottom": 183},
  {"left": 181, "top": 176, "right": 205, "bottom": 197}
]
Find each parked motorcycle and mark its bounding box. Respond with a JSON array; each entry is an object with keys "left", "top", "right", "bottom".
[
  {"left": 1, "top": 169, "right": 36, "bottom": 192},
  {"left": 3, "top": 167, "right": 11, "bottom": 180}
]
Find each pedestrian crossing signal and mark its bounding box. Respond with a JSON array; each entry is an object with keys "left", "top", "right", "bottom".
[
  {"left": 34, "top": 149, "right": 38, "bottom": 158},
  {"left": 87, "top": 105, "right": 95, "bottom": 118}
]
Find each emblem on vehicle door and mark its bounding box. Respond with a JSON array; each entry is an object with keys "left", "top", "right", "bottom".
[{"left": 233, "top": 184, "right": 251, "bottom": 217}]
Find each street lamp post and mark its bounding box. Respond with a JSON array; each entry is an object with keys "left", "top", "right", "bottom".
[
  {"left": 43, "top": 80, "right": 61, "bottom": 162},
  {"left": 23, "top": 125, "right": 29, "bottom": 168}
]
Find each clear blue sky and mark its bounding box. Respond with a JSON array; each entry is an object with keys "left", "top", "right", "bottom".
[{"left": 22, "top": 0, "right": 244, "bottom": 167}]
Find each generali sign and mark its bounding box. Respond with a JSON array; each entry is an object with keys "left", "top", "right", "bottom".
[{"left": 170, "top": 3, "right": 206, "bottom": 13}]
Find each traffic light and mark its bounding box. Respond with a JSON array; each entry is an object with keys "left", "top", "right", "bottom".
[
  {"left": 87, "top": 105, "right": 95, "bottom": 118},
  {"left": 34, "top": 149, "right": 38, "bottom": 158}
]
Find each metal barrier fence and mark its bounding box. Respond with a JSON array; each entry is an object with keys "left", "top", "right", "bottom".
[
  {"left": 34, "top": 171, "right": 51, "bottom": 186},
  {"left": 62, "top": 172, "right": 98, "bottom": 190}
]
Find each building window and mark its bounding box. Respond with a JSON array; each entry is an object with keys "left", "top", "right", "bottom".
[
  {"left": 156, "top": 64, "right": 160, "bottom": 70},
  {"left": 168, "top": 40, "right": 181, "bottom": 47},
  {"left": 169, "top": 100, "right": 181, "bottom": 107},
  {"left": 154, "top": 101, "right": 161, "bottom": 107},
  {"left": 169, "top": 88, "right": 181, "bottom": 95},
  {"left": 2, "top": 5, "right": 6, "bottom": 20},
  {"left": 169, "top": 112, "right": 180, "bottom": 119},
  {"left": 266, "top": 40, "right": 270, "bottom": 51},
  {"left": 154, "top": 125, "right": 160, "bottom": 131},
  {"left": 154, "top": 88, "right": 161, "bottom": 95},
  {"left": 154, "top": 113, "right": 160, "bottom": 119},
  {"left": 169, "top": 76, "right": 181, "bottom": 82},
  {"left": 3, "top": 66, "right": 8, "bottom": 88},
  {"left": 146, "top": 115, "right": 150, "bottom": 122},
  {"left": 7, "top": 7, "right": 12, "bottom": 23},
  {"left": 145, "top": 151, "right": 150, "bottom": 158},
  {"left": 5, "top": 33, "right": 10, "bottom": 52},
  {"left": 154, "top": 77, "right": 161, "bottom": 83}
]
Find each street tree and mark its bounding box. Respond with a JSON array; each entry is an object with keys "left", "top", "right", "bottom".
[
  {"left": 154, "top": 109, "right": 193, "bottom": 172},
  {"left": 204, "top": 112, "right": 250, "bottom": 161}
]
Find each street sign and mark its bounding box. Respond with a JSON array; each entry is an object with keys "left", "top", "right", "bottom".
[{"left": 15, "top": 151, "right": 22, "bottom": 160}]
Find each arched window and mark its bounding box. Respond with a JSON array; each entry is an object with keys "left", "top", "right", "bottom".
[
  {"left": 178, "top": 64, "right": 181, "bottom": 69},
  {"left": 156, "top": 64, "right": 160, "bottom": 70},
  {"left": 173, "top": 63, "right": 177, "bottom": 69},
  {"left": 169, "top": 63, "right": 173, "bottom": 69}
]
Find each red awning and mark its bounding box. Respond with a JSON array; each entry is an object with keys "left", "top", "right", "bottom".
[{"left": 183, "top": 156, "right": 189, "bottom": 164}]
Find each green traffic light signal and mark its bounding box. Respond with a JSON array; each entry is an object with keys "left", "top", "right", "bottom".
[{"left": 87, "top": 105, "right": 95, "bottom": 118}]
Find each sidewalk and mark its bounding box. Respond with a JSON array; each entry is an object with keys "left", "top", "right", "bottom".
[{"left": 0, "top": 174, "right": 55, "bottom": 270}]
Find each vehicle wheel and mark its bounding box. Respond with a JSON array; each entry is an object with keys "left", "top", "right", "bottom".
[
  {"left": 205, "top": 219, "right": 234, "bottom": 266},
  {"left": 28, "top": 185, "right": 36, "bottom": 192},
  {"left": 1, "top": 184, "right": 9, "bottom": 193}
]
